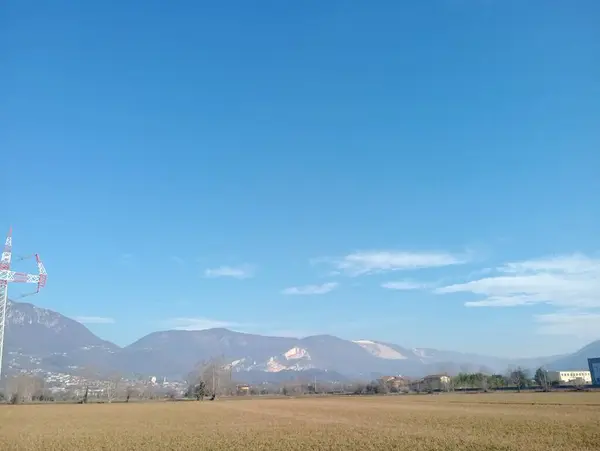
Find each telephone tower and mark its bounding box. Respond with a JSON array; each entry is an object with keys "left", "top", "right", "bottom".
[{"left": 0, "top": 228, "right": 48, "bottom": 380}]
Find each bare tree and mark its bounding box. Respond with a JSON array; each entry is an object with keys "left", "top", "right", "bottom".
[
  {"left": 165, "top": 388, "right": 177, "bottom": 400},
  {"left": 508, "top": 366, "right": 529, "bottom": 392},
  {"left": 185, "top": 369, "right": 201, "bottom": 400},
  {"left": 478, "top": 373, "right": 489, "bottom": 392},
  {"left": 219, "top": 365, "right": 236, "bottom": 396},
  {"left": 125, "top": 385, "right": 138, "bottom": 402},
  {"left": 31, "top": 376, "right": 47, "bottom": 400},
  {"left": 78, "top": 366, "right": 99, "bottom": 403},
  {"left": 534, "top": 367, "right": 550, "bottom": 391},
  {"left": 202, "top": 360, "right": 218, "bottom": 397},
  {"left": 289, "top": 381, "right": 306, "bottom": 395},
  {"left": 6, "top": 374, "right": 38, "bottom": 404},
  {"left": 200, "top": 356, "right": 230, "bottom": 398},
  {"left": 141, "top": 384, "right": 156, "bottom": 400},
  {"left": 106, "top": 372, "right": 122, "bottom": 403},
  {"left": 353, "top": 383, "right": 366, "bottom": 395},
  {"left": 184, "top": 356, "right": 235, "bottom": 400}
]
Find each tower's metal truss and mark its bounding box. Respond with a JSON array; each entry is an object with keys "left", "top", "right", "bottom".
[{"left": 0, "top": 228, "right": 47, "bottom": 380}]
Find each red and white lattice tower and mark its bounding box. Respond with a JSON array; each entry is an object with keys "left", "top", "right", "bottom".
[{"left": 0, "top": 228, "right": 48, "bottom": 380}]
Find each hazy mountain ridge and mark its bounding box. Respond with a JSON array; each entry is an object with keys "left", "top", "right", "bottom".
[
  {"left": 5, "top": 300, "right": 118, "bottom": 355},
  {"left": 2, "top": 300, "right": 596, "bottom": 381},
  {"left": 546, "top": 341, "right": 600, "bottom": 371}
]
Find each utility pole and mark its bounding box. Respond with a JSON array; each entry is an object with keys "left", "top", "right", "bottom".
[{"left": 212, "top": 364, "right": 216, "bottom": 397}]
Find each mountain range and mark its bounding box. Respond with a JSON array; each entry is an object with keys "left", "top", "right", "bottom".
[{"left": 3, "top": 300, "right": 599, "bottom": 382}]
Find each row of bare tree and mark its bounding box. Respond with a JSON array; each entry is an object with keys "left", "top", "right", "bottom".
[
  {"left": 5, "top": 359, "right": 557, "bottom": 405},
  {"left": 3, "top": 374, "right": 48, "bottom": 404},
  {"left": 185, "top": 357, "right": 236, "bottom": 400},
  {"left": 1, "top": 371, "right": 171, "bottom": 404}
]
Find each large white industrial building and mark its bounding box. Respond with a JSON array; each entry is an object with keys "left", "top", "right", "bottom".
[{"left": 546, "top": 370, "right": 591, "bottom": 385}]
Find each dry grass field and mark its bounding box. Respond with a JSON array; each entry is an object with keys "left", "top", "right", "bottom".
[{"left": 1, "top": 393, "right": 600, "bottom": 450}]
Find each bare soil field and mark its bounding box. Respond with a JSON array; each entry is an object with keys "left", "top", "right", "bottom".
[{"left": 1, "top": 392, "right": 599, "bottom": 450}]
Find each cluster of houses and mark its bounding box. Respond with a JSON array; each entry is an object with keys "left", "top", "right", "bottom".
[
  {"left": 380, "top": 369, "right": 595, "bottom": 392},
  {"left": 379, "top": 374, "right": 451, "bottom": 392}
]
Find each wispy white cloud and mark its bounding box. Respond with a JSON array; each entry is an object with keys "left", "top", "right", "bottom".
[
  {"left": 381, "top": 280, "right": 429, "bottom": 290},
  {"left": 318, "top": 250, "right": 466, "bottom": 277},
  {"left": 501, "top": 255, "right": 600, "bottom": 275},
  {"left": 534, "top": 311, "right": 600, "bottom": 339},
  {"left": 282, "top": 282, "right": 338, "bottom": 295},
  {"left": 167, "top": 317, "right": 239, "bottom": 331},
  {"left": 204, "top": 265, "right": 255, "bottom": 279},
  {"left": 436, "top": 253, "right": 600, "bottom": 308},
  {"left": 74, "top": 316, "right": 116, "bottom": 324}
]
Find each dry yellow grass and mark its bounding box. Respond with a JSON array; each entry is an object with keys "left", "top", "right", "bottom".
[{"left": 1, "top": 392, "right": 600, "bottom": 450}]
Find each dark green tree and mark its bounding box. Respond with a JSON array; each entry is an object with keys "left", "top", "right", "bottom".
[
  {"left": 193, "top": 381, "right": 206, "bottom": 401},
  {"left": 185, "top": 380, "right": 206, "bottom": 400},
  {"left": 508, "top": 367, "right": 530, "bottom": 392},
  {"left": 487, "top": 374, "right": 507, "bottom": 389},
  {"left": 534, "top": 367, "right": 550, "bottom": 391}
]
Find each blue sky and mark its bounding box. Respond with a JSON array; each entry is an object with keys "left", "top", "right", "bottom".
[{"left": 2, "top": 0, "right": 599, "bottom": 358}]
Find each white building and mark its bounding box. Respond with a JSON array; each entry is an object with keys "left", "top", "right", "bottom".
[{"left": 546, "top": 370, "right": 591, "bottom": 385}]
